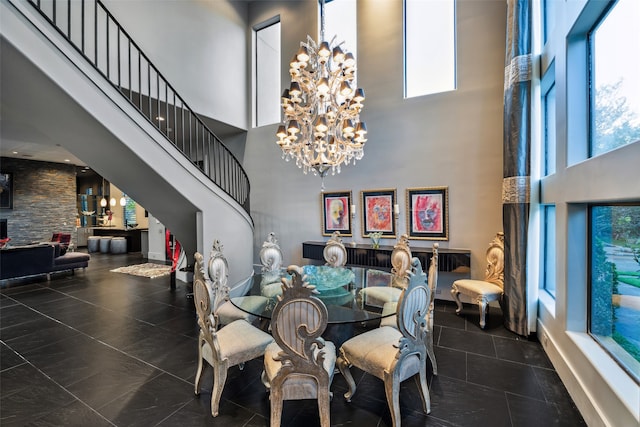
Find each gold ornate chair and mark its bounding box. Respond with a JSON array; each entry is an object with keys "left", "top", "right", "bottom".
[
  {"left": 380, "top": 244, "right": 439, "bottom": 375},
  {"left": 193, "top": 241, "right": 274, "bottom": 417},
  {"left": 263, "top": 265, "right": 336, "bottom": 427},
  {"left": 323, "top": 231, "right": 347, "bottom": 267},
  {"left": 450, "top": 232, "right": 505, "bottom": 329},
  {"left": 337, "top": 260, "right": 431, "bottom": 427}
]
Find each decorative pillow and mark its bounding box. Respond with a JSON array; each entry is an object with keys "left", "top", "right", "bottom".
[
  {"left": 51, "top": 233, "right": 71, "bottom": 255},
  {"left": 0, "top": 237, "right": 10, "bottom": 249}
]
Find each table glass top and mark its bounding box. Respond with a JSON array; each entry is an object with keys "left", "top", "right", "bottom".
[{"left": 231, "top": 266, "right": 396, "bottom": 325}]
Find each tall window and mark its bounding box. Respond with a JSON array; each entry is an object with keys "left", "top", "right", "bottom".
[
  {"left": 321, "top": 0, "right": 357, "bottom": 86},
  {"left": 322, "top": 0, "right": 357, "bottom": 61},
  {"left": 404, "top": 0, "right": 456, "bottom": 98},
  {"left": 542, "top": 77, "right": 556, "bottom": 176},
  {"left": 589, "top": 0, "right": 640, "bottom": 157},
  {"left": 543, "top": 205, "right": 556, "bottom": 296},
  {"left": 542, "top": 0, "right": 556, "bottom": 45},
  {"left": 255, "top": 20, "right": 281, "bottom": 127},
  {"left": 590, "top": 204, "right": 640, "bottom": 381}
]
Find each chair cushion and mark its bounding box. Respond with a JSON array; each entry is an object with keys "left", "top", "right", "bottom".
[
  {"left": 359, "top": 287, "right": 402, "bottom": 307},
  {"left": 378, "top": 302, "right": 398, "bottom": 328},
  {"left": 264, "top": 340, "right": 336, "bottom": 399},
  {"left": 217, "top": 296, "right": 269, "bottom": 325},
  {"left": 340, "top": 326, "right": 402, "bottom": 379},
  {"left": 452, "top": 279, "right": 503, "bottom": 302},
  {"left": 203, "top": 319, "right": 273, "bottom": 366}
]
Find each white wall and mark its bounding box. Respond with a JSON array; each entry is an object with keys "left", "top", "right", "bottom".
[
  {"left": 103, "top": 0, "right": 249, "bottom": 130},
  {"left": 245, "top": 0, "right": 506, "bottom": 289}
]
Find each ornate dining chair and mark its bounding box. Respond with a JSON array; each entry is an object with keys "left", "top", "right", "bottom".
[
  {"left": 323, "top": 231, "right": 347, "bottom": 267},
  {"left": 337, "top": 259, "right": 431, "bottom": 427},
  {"left": 203, "top": 237, "right": 270, "bottom": 326},
  {"left": 380, "top": 244, "right": 439, "bottom": 375},
  {"left": 356, "top": 234, "right": 410, "bottom": 309},
  {"left": 193, "top": 241, "right": 274, "bottom": 417},
  {"left": 450, "top": 232, "right": 505, "bottom": 329},
  {"left": 260, "top": 232, "right": 285, "bottom": 299},
  {"left": 263, "top": 265, "right": 336, "bottom": 427}
]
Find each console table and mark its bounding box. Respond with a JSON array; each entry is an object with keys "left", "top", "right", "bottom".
[{"left": 302, "top": 241, "right": 470, "bottom": 271}]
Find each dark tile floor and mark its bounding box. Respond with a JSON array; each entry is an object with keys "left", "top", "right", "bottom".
[{"left": 0, "top": 251, "right": 586, "bottom": 426}]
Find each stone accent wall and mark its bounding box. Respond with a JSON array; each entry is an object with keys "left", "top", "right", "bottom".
[{"left": 0, "top": 157, "right": 77, "bottom": 246}]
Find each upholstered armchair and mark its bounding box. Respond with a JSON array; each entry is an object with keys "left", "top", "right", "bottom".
[
  {"left": 263, "top": 265, "right": 336, "bottom": 427},
  {"left": 337, "top": 260, "right": 431, "bottom": 427},
  {"left": 193, "top": 242, "right": 274, "bottom": 417},
  {"left": 380, "top": 244, "right": 439, "bottom": 375},
  {"left": 323, "top": 231, "right": 347, "bottom": 267},
  {"left": 450, "top": 232, "right": 505, "bottom": 329}
]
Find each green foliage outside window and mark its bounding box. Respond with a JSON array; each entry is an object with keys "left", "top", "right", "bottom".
[{"left": 590, "top": 205, "right": 640, "bottom": 374}]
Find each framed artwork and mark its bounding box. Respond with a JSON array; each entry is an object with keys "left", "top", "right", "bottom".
[
  {"left": 0, "top": 173, "right": 13, "bottom": 209},
  {"left": 361, "top": 188, "right": 396, "bottom": 238},
  {"left": 321, "top": 190, "right": 352, "bottom": 236},
  {"left": 406, "top": 187, "right": 449, "bottom": 240}
]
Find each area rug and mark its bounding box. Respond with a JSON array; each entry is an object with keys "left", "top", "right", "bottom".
[{"left": 110, "top": 263, "right": 172, "bottom": 279}]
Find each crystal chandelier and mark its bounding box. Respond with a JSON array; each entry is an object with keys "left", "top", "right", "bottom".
[{"left": 276, "top": 0, "right": 367, "bottom": 186}]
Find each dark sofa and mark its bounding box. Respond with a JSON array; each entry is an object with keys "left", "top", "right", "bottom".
[{"left": 0, "top": 243, "right": 90, "bottom": 281}]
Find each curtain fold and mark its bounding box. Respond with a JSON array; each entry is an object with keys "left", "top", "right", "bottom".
[{"left": 502, "top": 0, "right": 532, "bottom": 336}]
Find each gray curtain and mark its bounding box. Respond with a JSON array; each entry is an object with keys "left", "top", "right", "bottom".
[{"left": 502, "top": 0, "right": 531, "bottom": 336}]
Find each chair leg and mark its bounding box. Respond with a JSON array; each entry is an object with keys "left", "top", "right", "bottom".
[
  {"left": 210, "top": 361, "right": 229, "bottom": 417},
  {"left": 269, "top": 388, "right": 283, "bottom": 427},
  {"left": 337, "top": 356, "right": 357, "bottom": 401},
  {"left": 318, "top": 386, "right": 332, "bottom": 427},
  {"left": 261, "top": 369, "right": 271, "bottom": 391},
  {"left": 194, "top": 353, "right": 204, "bottom": 395},
  {"left": 415, "top": 362, "right": 431, "bottom": 414},
  {"left": 426, "top": 335, "right": 438, "bottom": 376},
  {"left": 478, "top": 300, "right": 488, "bottom": 329},
  {"left": 384, "top": 373, "right": 401, "bottom": 427},
  {"left": 451, "top": 286, "right": 463, "bottom": 314}
]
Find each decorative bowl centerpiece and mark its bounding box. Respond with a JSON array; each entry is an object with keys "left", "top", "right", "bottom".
[{"left": 301, "top": 265, "right": 355, "bottom": 292}]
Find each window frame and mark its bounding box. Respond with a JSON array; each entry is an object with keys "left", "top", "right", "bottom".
[
  {"left": 403, "top": 0, "right": 457, "bottom": 99},
  {"left": 254, "top": 17, "right": 281, "bottom": 128}
]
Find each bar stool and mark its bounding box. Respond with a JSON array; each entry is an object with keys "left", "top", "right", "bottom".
[
  {"left": 87, "top": 236, "right": 101, "bottom": 253},
  {"left": 110, "top": 237, "right": 127, "bottom": 254},
  {"left": 99, "top": 236, "right": 113, "bottom": 253}
]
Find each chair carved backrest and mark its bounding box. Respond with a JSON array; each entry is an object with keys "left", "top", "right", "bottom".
[
  {"left": 270, "top": 265, "right": 330, "bottom": 384},
  {"left": 395, "top": 259, "right": 429, "bottom": 359},
  {"left": 193, "top": 250, "right": 222, "bottom": 361},
  {"left": 323, "top": 231, "right": 347, "bottom": 267},
  {"left": 206, "top": 240, "right": 232, "bottom": 315},
  {"left": 391, "top": 234, "right": 412, "bottom": 288},
  {"left": 260, "top": 232, "right": 283, "bottom": 273},
  {"left": 483, "top": 232, "right": 505, "bottom": 289},
  {"left": 426, "top": 244, "right": 439, "bottom": 330}
]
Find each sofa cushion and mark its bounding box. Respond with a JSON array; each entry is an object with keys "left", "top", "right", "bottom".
[{"left": 54, "top": 252, "right": 90, "bottom": 267}]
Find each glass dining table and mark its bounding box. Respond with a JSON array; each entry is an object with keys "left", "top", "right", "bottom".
[{"left": 230, "top": 265, "right": 398, "bottom": 326}]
